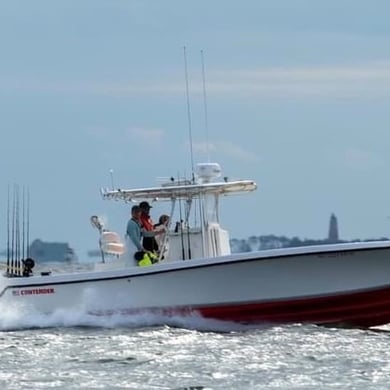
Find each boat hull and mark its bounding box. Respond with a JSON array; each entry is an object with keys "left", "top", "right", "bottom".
[{"left": 3, "top": 242, "right": 390, "bottom": 328}]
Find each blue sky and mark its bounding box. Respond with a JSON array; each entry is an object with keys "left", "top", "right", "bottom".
[{"left": 1, "top": 1, "right": 390, "bottom": 258}]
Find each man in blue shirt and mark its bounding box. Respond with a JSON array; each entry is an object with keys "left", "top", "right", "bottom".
[{"left": 126, "top": 205, "right": 143, "bottom": 257}]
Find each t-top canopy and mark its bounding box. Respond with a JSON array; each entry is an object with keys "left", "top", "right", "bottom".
[{"left": 101, "top": 179, "right": 257, "bottom": 203}]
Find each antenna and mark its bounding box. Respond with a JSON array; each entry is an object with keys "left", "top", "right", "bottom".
[
  {"left": 109, "top": 169, "right": 115, "bottom": 190},
  {"left": 200, "top": 49, "right": 210, "bottom": 162},
  {"left": 183, "top": 46, "right": 195, "bottom": 182}
]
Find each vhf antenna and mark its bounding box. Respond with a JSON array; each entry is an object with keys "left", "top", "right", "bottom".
[
  {"left": 200, "top": 49, "right": 210, "bottom": 162},
  {"left": 183, "top": 46, "right": 195, "bottom": 183},
  {"left": 109, "top": 169, "right": 115, "bottom": 190}
]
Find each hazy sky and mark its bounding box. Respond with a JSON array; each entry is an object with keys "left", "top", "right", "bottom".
[{"left": 1, "top": 1, "right": 390, "bottom": 258}]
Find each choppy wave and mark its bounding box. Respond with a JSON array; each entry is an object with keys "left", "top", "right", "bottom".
[
  {"left": 0, "top": 298, "right": 264, "bottom": 333},
  {"left": 1, "top": 323, "right": 390, "bottom": 390}
]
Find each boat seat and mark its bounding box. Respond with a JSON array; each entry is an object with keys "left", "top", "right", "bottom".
[{"left": 100, "top": 231, "right": 125, "bottom": 256}]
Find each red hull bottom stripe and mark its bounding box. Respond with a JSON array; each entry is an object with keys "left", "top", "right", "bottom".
[
  {"left": 89, "top": 286, "right": 390, "bottom": 328},
  {"left": 196, "top": 286, "right": 390, "bottom": 328}
]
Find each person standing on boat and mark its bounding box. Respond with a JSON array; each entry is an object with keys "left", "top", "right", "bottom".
[
  {"left": 126, "top": 205, "right": 159, "bottom": 267},
  {"left": 154, "top": 214, "right": 170, "bottom": 258},
  {"left": 139, "top": 201, "right": 160, "bottom": 252},
  {"left": 126, "top": 205, "right": 144, "bottom": 264}
]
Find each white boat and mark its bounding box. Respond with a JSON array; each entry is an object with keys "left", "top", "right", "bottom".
[{"left": 3, "top": 162, "right": 390, "bottom": 328}]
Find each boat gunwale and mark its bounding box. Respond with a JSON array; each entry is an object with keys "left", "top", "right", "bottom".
[{"left": 1, "top": 240, "right": 390, "bottom": 294}]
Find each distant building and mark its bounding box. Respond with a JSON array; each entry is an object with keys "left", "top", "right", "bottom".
[
  {"left": 29, "top": 239, "right": 77, "bottom": 262},
  {"left": 328, "top": 213, "right": 339, "bottom": 243}
]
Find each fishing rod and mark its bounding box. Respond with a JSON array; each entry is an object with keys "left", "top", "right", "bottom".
[
  {"left": 16, "top": 185, "right": 20, "bottom": 275},
  {"left": 11, "top": 185, "right": 16, "bottom": 276},
  {"left": 22, "top": 186, "right": 26, "bottom": 261},
  {"left": 26, "top": 187, "right": 30, "bottom": 258},
  {"left": 177, "top": 175, "right": 186, "bottom": 260},
  {"left": 185, "top": 198, "right": 192, "bottom": 260},
  {"left": 6, "top": 185, "right": 10, "bottom": 275},
  {"left": 21, "top": 185, "right": 35, "bottom": 277}
]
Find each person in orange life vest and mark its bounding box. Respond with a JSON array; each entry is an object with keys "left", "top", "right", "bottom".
[{"left": 139, "top": 201, "right": 162, "bottom": 252}]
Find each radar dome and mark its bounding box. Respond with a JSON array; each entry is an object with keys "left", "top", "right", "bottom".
[{"left": 195, "top": 163, "right": 222, "bottom": 183}]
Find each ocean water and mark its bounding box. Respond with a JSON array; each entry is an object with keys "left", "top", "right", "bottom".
[{"left": 1, "top": 308, "right": 390, "bottom": 390}]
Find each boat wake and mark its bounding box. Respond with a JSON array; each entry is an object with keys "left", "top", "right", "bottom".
[
  {"left": 0, "top": 280, "right": 260, "bottom": 333},
  {"left": 0, "top": 305, "right": 262, "bottom": 333}
]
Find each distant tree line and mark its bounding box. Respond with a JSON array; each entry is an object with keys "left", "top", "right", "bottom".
[{"left": 230, "top": 234, "right": 390, "bottom": 253}]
